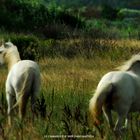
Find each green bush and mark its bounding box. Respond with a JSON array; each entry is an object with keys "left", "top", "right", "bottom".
[
  {"left": 0, "top": 0, "right": 86, "bottom": 39},
  {"left": 57, "top": 10, "right": 86, "bottom": 29},
  {"left": 0, "top": 0, "right": 43, "bottom": 31},
  {"left": 101, "top": 4, "right": 119, "bottom": 20},
  {"left": 118, "top": 8, "right": 140, "bottom": 19},
  {"left": 4, "top": 34, "right": 40, "bottom": 60}
]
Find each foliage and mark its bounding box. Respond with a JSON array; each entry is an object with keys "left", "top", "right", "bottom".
[
  {"left": 0, "top": 0, "right": 139, "bottom": 40},
  {"left": 0, "top": 1, "right": 140, "bottom": 139},
  {"left": 44, "top": 0, "right": 140, "bottom": 9},
  {"left": 2, "top": 34, "right": 40, "bottom": 60},
  {"left": 118, "top": 8, "right": 140, "bottom": 19},
  {"left": 0, "top": 0, "right": 86, "bottom": 39},
  {"left": 57, "top": 10, "right": 85, "bottom": 28},
  {"left": 40, "top": 38, "right": 140, "bottom": 59},
  {"left": 0, "top": 33, "right": 140, "bottom": 60},
  {"left": 0, "top": 0, "right": 43, "bottom": 31},
  {"left": 101, "top": 4, "right": 119, "bottom": 20},
  {"left": 1, "top": 51, "right": 140, "bottom": 139}
]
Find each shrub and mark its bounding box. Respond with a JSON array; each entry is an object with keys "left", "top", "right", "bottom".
[
  {"left": 118, "top": 8, "right": 140, "bottom": 19},
  {"left": 57, "top": 10, "right": 86, "bottom": 29},
  {"left": 0, "top": 0, "right": 43, "bottom": 31},
  {"left": 101, "top": 4, "right": 119, "bottom": 20},
  {"left": 0, "top": 0, "right": 86, "bottom": 39},
  {"left": 39, "top": 23, "right": 71, "bottom": 39},
  {"left": 4, "top": 34, "right": 40, "bottom": 60}
]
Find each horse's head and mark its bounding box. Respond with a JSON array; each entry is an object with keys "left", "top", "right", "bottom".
[{"left": 0, "top": 40, "right": 15, "bottom": 65}]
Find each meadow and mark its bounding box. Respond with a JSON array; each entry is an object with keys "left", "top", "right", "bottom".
[
  {"left": 0, "top": 1, "right": 140, "bottom": 139},
  {"left": 0, "top": 39, "right": 140, "bottom": 140}
]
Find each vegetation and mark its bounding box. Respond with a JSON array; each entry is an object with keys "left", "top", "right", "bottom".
[
  {"left": 0, "top": 0, "right": 139, "bottom": 39},
  {"left": 44, "top": 0, "right": 140, "bottom": 9},
  {"left": 0, "top": 0, "right": 140, "bottom": 139},
  {"left": 0, "top": 38, "right": 140, "bottom": 139}
]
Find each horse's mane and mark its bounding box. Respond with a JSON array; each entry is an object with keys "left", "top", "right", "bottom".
[{"left": 118, "top": 55, "right": 140, "bottom": 71}]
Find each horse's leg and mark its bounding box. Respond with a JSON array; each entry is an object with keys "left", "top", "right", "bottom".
[
  {"left": 124, "top": 117, "right": 128, "bottom": 129},
  {"left": 114, "top": 115, "right": 124, "bottom": 130},
  {"left": 120, "top": 114, "right": 129, "bottom": 133},
  {"left": 114, "top": 113, "right": 128, "bottom": 137},
  {"left": 18, "top": 92, "right": 30, "bottom": 120},
  {"left": 6, "top": 93, "right": 15, "bottom": 126},
  {"left": 31, "top": 94, "right": 36, "bottom": 121},
  {"left": 31, "top": 76, "right": 40, "bottom": 121},
  {"left": 103, "top": 106, "right": 114, "bottom": 130},
  {"left": 31, "top": 91, "right": 39, "bottom": 121}
]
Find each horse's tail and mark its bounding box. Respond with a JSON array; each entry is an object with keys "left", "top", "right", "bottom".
[
  {"left": 30, "top": 70, "right": 40, "bottom": 113},
  {"left": 89, "top": 82, "right": 113, "bottom": 126},
  {"left": 10, "top": 73, "right": 31, "bottom": 119}
]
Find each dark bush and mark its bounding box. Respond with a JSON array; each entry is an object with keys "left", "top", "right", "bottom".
[
  {"left": 4, "top": 35, "right": 41, "bottom": 60},
  {"left": 101, "top": 4, "right": 119, "bottom": 20},
  {"left": 57, "top": 11, "right": 86, "bottom": 29},
  {"left": 0, "top": 0, "right": 86, "bottom": 39},
  {"left": 0, "top": 0, "right": 49, "bottom": 31},
  {"left": 39, "top": 24, "right": 70, "bottom": 39}
]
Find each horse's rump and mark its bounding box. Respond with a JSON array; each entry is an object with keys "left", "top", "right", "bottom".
[{"left": 89, "top": 82, "right": 113, "bottom": 125}]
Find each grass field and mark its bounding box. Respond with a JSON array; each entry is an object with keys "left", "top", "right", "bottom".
[{"left": 0, "top": 39, "right": 140, "bottom": 140}]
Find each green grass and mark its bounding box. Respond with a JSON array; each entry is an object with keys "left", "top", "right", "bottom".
[
  {"left": 0, "top": 55, "right": 139, "bottom": 140},
  {"left": 0, "top": 38, "right": 140, "bottom": 139}
]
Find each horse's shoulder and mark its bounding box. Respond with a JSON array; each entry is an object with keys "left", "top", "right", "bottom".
[{"left": 8, "top": 60, "right": 38, "bottom": 76}]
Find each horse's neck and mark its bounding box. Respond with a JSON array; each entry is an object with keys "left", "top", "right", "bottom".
[{"left": 5, "top": 54, "right": 21, "bottom": 71}]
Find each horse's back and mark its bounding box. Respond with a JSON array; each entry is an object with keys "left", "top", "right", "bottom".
[
  {"left": 98, "top": 71, "right": 136, "bottom": 89},
  {"left": 15, "top": 60, "right": 39, "bottom": 71},
  {"left": 6, "top": 60, "right": 40, "bottom": 94}
]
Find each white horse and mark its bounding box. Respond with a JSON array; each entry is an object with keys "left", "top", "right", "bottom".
[
  {"left": 89, "top": 55, "right": 140, "bottom": 134},
  {"left": 0, "top": 41, "right": 40, "bottom": 125}
]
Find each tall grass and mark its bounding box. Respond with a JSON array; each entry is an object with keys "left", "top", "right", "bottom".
[{"left": 0, "top": 39, "right": 140, "bottom": 139}]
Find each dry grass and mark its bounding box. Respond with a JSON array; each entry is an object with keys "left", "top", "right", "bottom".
[
  {"left": 97, "top": 39, "right": 140, "bottom": 48},
  {"left": 0, "top": 56, "right": 120, "bottom": 139},
  {"left": 0, "top": 38, "right": 140, "bottom": 139},
  {"left": 59, "top": 38, "right": 140, "bottom": 48},
  {"left": 40, "top": 57, "right": 119, "bottom": 92}
]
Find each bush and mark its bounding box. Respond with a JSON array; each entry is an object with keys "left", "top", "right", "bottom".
[
  {"left": 0, "top": 0, "right": 43, "bottom": 31},
  {"left": 39, "top": 23, "right": 71, "bottom": 39},
  {"left": 4, "top": 34, "right": 40, "bottom": 60},
  {"left": 118, "top": 8, "right": 140, "bottom": 19},
  {"left": 0, "top": 0, "right": 86, "bottom": 39},
  {"left": 101, "top": 4, "right": 119, "bottom": 20},
  {"left": 57, "top": 10, "right": 86, "bottom": 29}
]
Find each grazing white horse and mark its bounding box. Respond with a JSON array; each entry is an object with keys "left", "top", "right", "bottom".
[
  {"left": 89, "top": 55, "right": 140, "bottom": 134},
  {"left": 0, "top": 41, "right": 40, "bottom": 125}
]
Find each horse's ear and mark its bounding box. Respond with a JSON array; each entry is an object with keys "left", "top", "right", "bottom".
[{"left": 0, "top": 39, "right": 4, "bottom": 46}]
